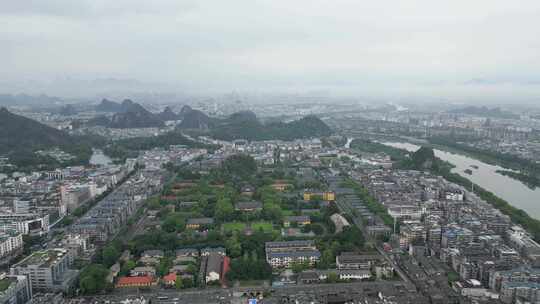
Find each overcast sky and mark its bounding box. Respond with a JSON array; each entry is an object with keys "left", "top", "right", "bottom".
[{"left": 2, "top": 0, "right": 540, "bottom": 101}]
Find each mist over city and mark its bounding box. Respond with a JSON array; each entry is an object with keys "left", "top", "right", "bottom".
[
  {"left": 2, "top": 0, "right": 540, "bottom": 103},
  {"left": 2, "top": 1, "right": 540, "bottom": 304}
]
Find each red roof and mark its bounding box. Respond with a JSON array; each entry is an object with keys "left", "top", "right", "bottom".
[
  {"left": 221, "top": 256, "right": 231, "bottom": 286},
  {"left": 117, "top": 275, "right": 154, "bottom": 285},
  {"left": 163, "top": 272, "right": 177, "bottom": 283}
]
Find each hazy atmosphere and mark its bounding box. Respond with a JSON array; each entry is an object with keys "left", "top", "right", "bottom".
[
  {"left": 4, "top": 2, "right": 540, "bottom": 303},
  {"left": 2, "top": 0, "right": 540, "bottom": 101}
]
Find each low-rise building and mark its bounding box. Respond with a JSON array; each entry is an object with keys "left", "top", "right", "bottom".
[
  {"left": 235, "top": 201, "right": 263, "bottom": 212},
  {"left": 205, "top": 253, "right": 222, "bottom": 283},
  {"left": 115, "top": 275, "right": 156, "bottom": 288},
  {"left": 240, "top": 185, "right": 255, "bottom": 197},
  {"left": 162, "top": 272, "right": 177, "bottom": 286},
  {"left": 329, "top": 214, "right": 350, "bottom": 233},
  {"left": 298, "top": 269, "right": 371, "bottom": 283},
  {"left": 130, "top": 266, "right": 156, "bottom": 277},
  {"left": 141, "top": 250, "right": 164, "bottom": 259},
  {"left": 303, "top": 190, "right": 335, "bottom": 202},
  {"left": 186, "top": 218, "right": 214, "bottom": 230},
  {"left": 271, "top": 181, "right": 292, "bottom": 192},
  {"left": 201, "top": 247, "right": 226, "bottom": 257},
  {"left": 336, "top": 253, "right": 384, "bottom": 270},
  {"left": 265, "top": 240, "right": 321, "bottom": 268},
  {"left": 175, "top": 248, "right": 199, "bottom": 258},
  {"left": 283, "top": 216, "right": 311, "bottom": 227},
  {"left": 199, "top": 252, "right": 230, "bottom": 284}
]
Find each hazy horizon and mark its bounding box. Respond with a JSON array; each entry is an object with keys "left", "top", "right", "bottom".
[{"left": 2, "top": 0, "right": 540, "bottom": 102}]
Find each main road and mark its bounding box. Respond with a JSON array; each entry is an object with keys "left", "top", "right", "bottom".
[{"left": 333, "top": 177, "right": 415, "bottom": 291}]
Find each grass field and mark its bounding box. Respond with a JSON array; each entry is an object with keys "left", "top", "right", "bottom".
[
  {"left": 0, "top": 279, "right": 10, "bottom": 292},
  {"left": 251, "top": 221, "right": 274, "bottom": 233},
  {"left": 239, "top": 280, "right": 267, "bottom": 287},
  {"left": 222, "top": 222, "right": 246, "bottom": 233},
  {"left": 282, "top": 210, "right": 295, "bottom": 216}
]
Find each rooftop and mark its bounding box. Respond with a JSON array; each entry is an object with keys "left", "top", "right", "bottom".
[
  {"left": 14, "top": 248, "right": 68, "bottom": 268},
  {"left": 117, "top": 275, "right": 154, "bottom": 285},
  {"left": 0, "top": 277, "right": 14, "bottom": 292}
]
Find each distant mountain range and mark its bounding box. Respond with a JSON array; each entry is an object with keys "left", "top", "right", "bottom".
[
  {"left": 91, "top": 99, "right": 171, "bottom": 128},
  {"left": 447, "top": 106, "right": 519, "bottom": 119},
  {"left": 95, "top": 98, "right": 124, "bottom": 112},
  {"left": 0, "top": 94, "right": 65, "bottom": 106},
  {"left": 177, "top": 105, "right": 214, "bottom": 130},
  {"left": 177, "top": 107, "right": 332, "bottom": 141},
  {"left": 157, "top": 106, "right": 180, "bottom": 121}
]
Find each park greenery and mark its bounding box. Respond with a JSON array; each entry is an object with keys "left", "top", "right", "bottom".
[
  {"left": 79, "top": 264, "right": 111, "bottom": 295},
  {"left": 75, "top": 149, "right": 378, "bottom": 293},
  {"left": 92, "top": 152, "right": 372, "bottom": 287},
  {"left": 210, "top": 115, "right": 332, "bottom": 141},
  {"left": 103, "top": 131, "right": 220, "bottom": 163},
  {"left": 349, "top": 139, "right": 407, "bottom": 161}
]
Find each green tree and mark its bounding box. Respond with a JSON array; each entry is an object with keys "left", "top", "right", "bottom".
[
  {"left": 175, "top": 276, "right": 183, "bottom": 290},
  {"left": 102, "top": 244, "right": 120, "bottom": 268},
  {"left": 157, "top": 257, "right": 173, "bottom": 277},
  {"left": 303, "top": 223, "right": 324, "bottom": 235},
  {"left": 215, "top": 197, "right": 234, "bottom": 221},
  {"left": 79, "top": 264, "right": 109, "bottom": 295},
  {"left": 259, "top": 186, "right": 281, "bottom": 205},
  {"left": 162, "top": 213, "right": 186, "bottom": 233},
  {"left": 186, "top": 264, "right": 198, "bottom": 274},
  {"left": 147, "top": 197, "right": 161, "bottom": 210},
  {"left": 225, "top": 232, "right": 242, "bottom": 258},
  {"left": 120, "top": 260, "right": 136, "bottom": 276},
  {"left": 320, "top": 248, "right": 335, "bottom": 269},
  {"left": 262, "top": 202, "right": 283, "bottom": 223},
  {"left": 80, "top": 276, "right": 97, "bottom": 294},
  {"left": 222, "top": 154, "right": 257, "bottom": 178},
  {"left": 326, "top": 272, "right": 339, "bottom": 283},
  {"left": 291, "top": 261, "right": 310, "bottom": 273},
  {"left": 182, "top": 277, "right": 194, "bottom": 288}
]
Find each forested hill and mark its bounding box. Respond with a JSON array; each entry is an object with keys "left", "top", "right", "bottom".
[
  {"left": 202, "top": 111, "right": 332, "bottom": 141},
  {"left": 91, "top": 99, "right": 165, "bottom": 128},
  {"left": 0, "top": 107, "right": 100, "bottom": 170},
  {"left": 0, "top": 107, "right": 75, "bottom": 154}
]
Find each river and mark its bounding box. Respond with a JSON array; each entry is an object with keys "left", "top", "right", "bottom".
[
  {"left": 383, "top": 142, "right": 540, "bottom": 220},
  {"left": 89, "top": 149, "right": 112, "bottom": 166}
]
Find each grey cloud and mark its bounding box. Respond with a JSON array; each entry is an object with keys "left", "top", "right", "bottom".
[{"left": 1, "top": 0, "right": 540, "bottom": 101}]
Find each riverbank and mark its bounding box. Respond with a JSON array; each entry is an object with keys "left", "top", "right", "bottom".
[
  {"left": 438, "top": 167, "right": 540, "bottom": 242},
  {"left": 419, "top": 147, "right": 540, "bottom": 242},
  {"left": 350, "top": 141, "right": 540, "bottom": 242},
  {"left": 496, "top": 170, "right": 540, "bottom": 190},
  {"left": 426, "top": 137, "right": 540, "bottom": 187},
  {"left": 377, "top": 135, "right": 540, "bottom": 191}
]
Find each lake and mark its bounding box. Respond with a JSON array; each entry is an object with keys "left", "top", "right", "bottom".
[{"left": 383, "top": 142, "right": 540, "bottom": 220}]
